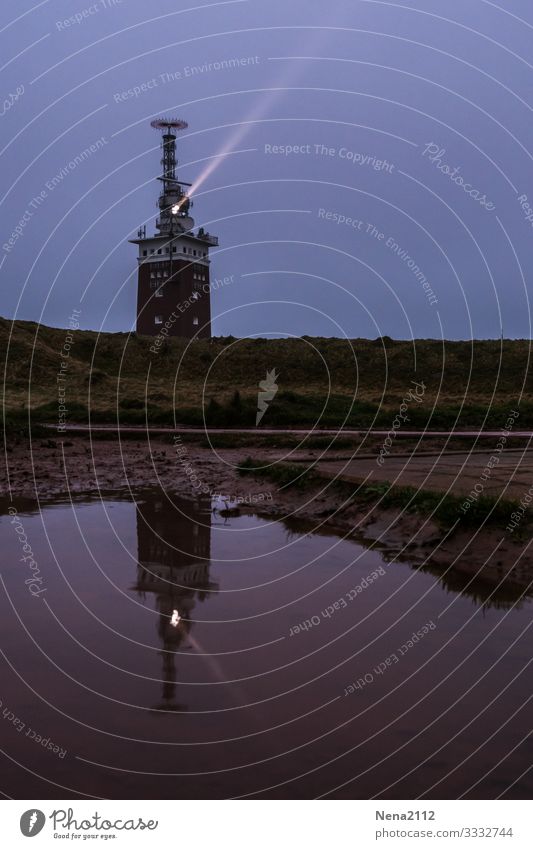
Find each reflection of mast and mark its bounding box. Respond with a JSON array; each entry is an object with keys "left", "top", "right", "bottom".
[{"left": 134, "top": 492, "right": 217, "bottom": 710}]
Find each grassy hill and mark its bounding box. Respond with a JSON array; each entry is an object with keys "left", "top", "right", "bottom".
[{"left": 1, "top": 317, "right": 531, "bottom": 429}]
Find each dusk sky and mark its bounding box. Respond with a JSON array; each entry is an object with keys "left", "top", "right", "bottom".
[{"left": 2, "top": 0, "right": 533, "bottom": 340}]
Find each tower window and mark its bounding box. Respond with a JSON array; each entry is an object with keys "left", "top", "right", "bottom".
[
  {"left": 173, "top": 246, "right": 176, "bottom": 253},
  {"left": 183, "top": 247, "right": 186, "bottom": 253},
  {"left": 157, "top": 249, "right": 162, "bottom": 254},
  {"left": 150, "top": 249, "right": 154, "bottom": 254},
  {"left": 155, "top": 287, "right": 163, "bottom": 297},
  {"left": 155, "top": 315, "right": 163, "bottom": 325},
  {"left": 143, "top": 250, "right": 147, "bottom": 256},
  {"left": 192, "top": 316, "right": 199, "bottom": 326}
]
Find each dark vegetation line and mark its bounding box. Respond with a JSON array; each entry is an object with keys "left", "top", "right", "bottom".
[
  {"left": 5, "top": 391, "right": 530, "bottom": 431},
  {"left": 237, "top": 458, "right": 525, "bottom": 532}
]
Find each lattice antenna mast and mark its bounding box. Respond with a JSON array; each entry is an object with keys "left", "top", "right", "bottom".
[{"left": 150, "top": 118, "right": 193, "bottom": 236}]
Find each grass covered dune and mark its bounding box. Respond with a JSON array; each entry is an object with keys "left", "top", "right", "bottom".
[{"left": 1, "top": 317, "right": 531, "bottom": 429}]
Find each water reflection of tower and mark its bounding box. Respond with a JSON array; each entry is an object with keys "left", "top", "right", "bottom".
[{"left": 134, "top": 493, "right": 217, "bottom": 710}]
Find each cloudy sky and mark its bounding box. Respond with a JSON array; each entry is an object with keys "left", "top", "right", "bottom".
[{"left": 2, "top": 0, "right": 533, "bottom": 340}]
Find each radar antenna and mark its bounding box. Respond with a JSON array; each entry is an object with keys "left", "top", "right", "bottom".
[{"left": 150, "top": 118, "right": 193, "bottom": 236}]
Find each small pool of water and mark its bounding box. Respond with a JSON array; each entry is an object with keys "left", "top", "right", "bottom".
[{"left": 1, "top": 490, "right": 532, "bottom": 799}]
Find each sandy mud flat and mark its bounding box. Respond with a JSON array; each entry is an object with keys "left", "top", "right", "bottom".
[{"left": 3, "top": 435, "right": 533, "bottom": 600}]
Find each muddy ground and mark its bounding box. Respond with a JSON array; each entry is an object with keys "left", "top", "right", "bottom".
[{"left": 3, "top": 434, "right": 533, "bottom": 601}]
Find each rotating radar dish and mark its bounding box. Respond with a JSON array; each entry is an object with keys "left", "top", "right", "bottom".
[{"left": 150, "top": 118, "right": 188, "bottom": 132}]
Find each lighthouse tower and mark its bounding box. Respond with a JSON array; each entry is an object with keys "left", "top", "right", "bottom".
[{"left": 130, "top": 118, "right": 218, "bottom": 338}]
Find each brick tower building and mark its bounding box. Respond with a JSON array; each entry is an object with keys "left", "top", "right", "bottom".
[{"left": 131, "top": 118, "right": 218, "bottom": 338}]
